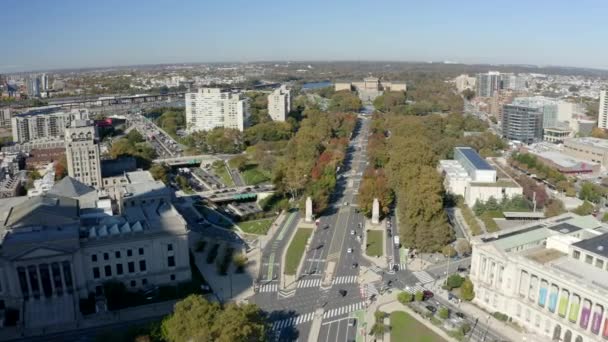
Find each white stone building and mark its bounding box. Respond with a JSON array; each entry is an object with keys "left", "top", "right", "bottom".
[
  {"left": 0, "top": 171, "right": 190, "bottom": 329},
  {"left": 11, "top": 106, "right": 89, "bottom": 143},
  {"left": 470, "top": 213, "right": 608, "bottom": 342},
  {"left": 267, "top": 85, "right": 291, "bottom": 122},
  {"left": 185, "top": 88, "right": 249, "bottom": 132}
]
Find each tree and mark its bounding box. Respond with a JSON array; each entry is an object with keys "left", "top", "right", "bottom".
[
  {"left": 149, "top": 164, "right": 170, "bottom": 184},
  {"left": 328, "top": 90, "right": 362, "bottom": 112},
  {"left": 462, "top": 89, "right": 475, "bottom": 101},
  {"left": 442, "top": 245, "right": 457, "bottom": 258},
  {"left": 460, "top": 278, "right": 475, "bottom": 301},
  {"left": 438, "top": 307, "right": 450, "bottom": 319},
  {"left": 573, "top": 201, "right": 595, "bottom": 216},
  {"left": 161, "top": 295, "right": 267, "bottom": 342},
  {"left": 414, "top": 291, "right": 424, "bottom": 302},
  {"left": 455, "top": 239, "right": 472, "bottom": 256},
  {"left": 591, "top": 127, "right": 608, "bottom": 139},
  {"left": 229, "top": 155, "right": 249, "bottom": 172},
  {"left": 397, "top": 291, "right": 413, "bottom": 304},
  {"left": 126, "top": 129, "right": 145, "bottom": 144},
  {"left": 544, "top": 199, "right": 566, "bottom": 217},
  {"left": 175, "top": 175, "right": 190, "bottom": 191},
  {"left": 579, "top": 181, "right": 605, "bottom": 203},
  {"left": 446, "top": 274, "right": 465, "bottom": 290},
  {"left": 370, "top": 322, "right": 386, "bottom": 337},
  {"left": 54, "top": 155, "right": 68, "bottom": 180},
  {"left": 233, "top": 253, "right": 248, "bottom": 273}
]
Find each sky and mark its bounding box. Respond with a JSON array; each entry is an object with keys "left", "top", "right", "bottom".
[{"left": 2, "top": 0, "right": 607, "bottom": 73}]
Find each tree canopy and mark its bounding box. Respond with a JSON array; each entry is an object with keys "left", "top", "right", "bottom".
[{"left": 161, "top": 294, "right": 268, "bottom": 342}]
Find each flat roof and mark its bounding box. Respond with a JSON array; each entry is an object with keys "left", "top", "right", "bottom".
[
  {"left": 573, "top": 233, "right": 608, "bottom": 258},
  {"left": 470, "top": 180, "right": 521, "bottom": 188},
  {"left": 548, "top": 222, "right": 582, "bottom": 234},
  {"left": 503, "top": 211, "right": 545, "bottom": 219},
  {"left": 565, "top": 137, "right": 608, "bottom": 149},
  {"left": 455, "top": 147, "right": 493, "bottom": 171},
  {"left": 525, "top": 248, "right": 566, "bottom": 264}
]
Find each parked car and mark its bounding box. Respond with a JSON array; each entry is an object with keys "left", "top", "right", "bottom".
[
  {"left": 423, "top": 290, "right": 434, "bottom": 300},
  {"left": 347, "top": 248, "right": 353, "bottom": 253},
  {"left": 348, "top": 318, "right": 356, "bottom": 326},
  {"left": 455, "top": 312, "right": 466, "bottom": 319},
  {"left": 350, "top": 230, "right": 355, "bottom": 235},
  {"left": 352, "top": 263, "right": 358, "bottom": 269},
  {"left": 425, "top": 305, "right": 437, "bottom": 313}
]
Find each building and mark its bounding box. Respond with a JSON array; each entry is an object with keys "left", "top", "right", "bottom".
[
  {"left": 523, "top": 143, "right": 600, "bottom": 176},
  {"left": 470, "top": 213, "right": 608, "bottom": 342},
  {"left": 453, "top": 74, "right": 476, "bottom": 92},
  {"left": 40, "top": 74, "right": 49, "bottom": 91},
  {"left": 543, "top": 127, "right": 572, "bottom": 144},
  {"left": 26, "top": 76, "right": 41, "bottom": 97},
  {"left": 476, "top": 71, "right": 502, "bottom": 97},
  {"left": 501, "top": 73, "right": 527, "bottom": 91},
  {"left": 0, "top": 171, "right": 191, "bottom": 329},
  {"left": 563, "top": 137, "right": 608, "bottom": 168},
  {"left": 11, "top": 106, "right": 89, "bottom": 143},
  {"left": 438, "top": 147, "right": 522, "bottom": 206},
  {"left": 502, "top": 102, "right": 544, "bottom": 144},
  {"left": 489, "top": 90, "right": 519, "bottom": 122},
  {"left": 334, "top": 76, "right": 406, "bottom": 102},
  {"left": 65, "top": 120, "right": 102, "bottom": 188},
  {"left": 267, "top": 85, "right": 291, "bottom": 122},
  {"left": 0, "top": 108, "right": 12, "bottom": 129},
  {"left": 185, "top": 88, "right": 249, "bottom": 132},
  {"left": 599, "top": 90, "right": 608, "bottom": 129}
]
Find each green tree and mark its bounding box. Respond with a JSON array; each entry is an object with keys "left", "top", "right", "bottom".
[
  {"left": 233, "top": 253, "right": 248, "bottom": 273},
  {"left": 328, "top": 90, "right": 362, "bottom": 112},
  {"left": 175, "top": 175, "right": 190, "bottom": 191},
  {"left": 544, "top": 199, "right": 566, "bottom": 217},
  {"left": 126, "top": 129, "right": 145, "bottom": 144},
  {"left": 442, "top": 245, "right": 457, "bottom": 258},
  {"left": 397, "top": 291, "right": 413, "bottom": 304},
  {"left": 579, "top": 181, "right": 605, "bottom": 203},
  {"left": 149, "top": 164, "right": 169, "bottom": 184},
  {"left": 446, "top": 274, "right": 465, "bottom": 290},
  {"left": 438, "top": 307, "right": 450, "bottom": 319},
  {"left": 414, "top": 291, "right": 424, "bottom": 302},
  {"left": 461, "top": 278, "right": 475, "bottom": 301},
  {"left": 229, "top": 155, "right": 249, "bottom": 172},
  {"left": 161, "top": 295, "right": 267, "bottom": 342},
  {"left": 573, "top": 201, "right": 595, "bottom": 216}
]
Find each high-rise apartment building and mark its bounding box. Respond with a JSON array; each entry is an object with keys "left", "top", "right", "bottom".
[
  {"left": 27, "top": 76, "right": 41, "bottom": 97},
  {"left": 502, "top": 102, "right": 544, "bottom": 144},
  {"left": 268, "top": 85, "right": 291, "bottom": 122},
  {"left": 41, "top": 73, "right": 49, "bottom": 91},
  {"left": 11, "top": 107, "right": 89, "bottom": 143},
  {"left": 65, "top": 120, "right": 102, "bottom": 188},
  {"left": 185, "top": 88, "right": 249, "bottom": 132},
  {"left": 476, "top": 71, "right": 502, "bottom": 97},
  {"left": 598, "top": 90, "right": 608, "bottom": 129}
]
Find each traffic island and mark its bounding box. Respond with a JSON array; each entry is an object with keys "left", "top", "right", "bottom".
[
  {"left": 360, "top": 219, "right": 388, "bottom": 269},
  {"left": 280, "top": 219, "right": 315, "bottom": 291}
]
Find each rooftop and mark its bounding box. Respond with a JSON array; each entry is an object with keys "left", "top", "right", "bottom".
[
  {"left": 573, "top": 233, "right": 608, "bottom": 258},
  {"left": 455, "top": 146, "right": 493, "bottom": 171},
  {"left": 565, "top": 137, "right": 608, "bottom": 149},
  {"left": 525, "top": 248, "right": 566, "bottom": 264}
]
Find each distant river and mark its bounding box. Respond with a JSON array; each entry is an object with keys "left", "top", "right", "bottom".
[{"left": 302, "top": 81, "right": 332, "bottom": 90}]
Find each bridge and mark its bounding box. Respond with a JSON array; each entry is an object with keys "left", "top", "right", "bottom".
[
  {"left": 154, "top": 155, "right": 220, "bottom": 166},
  {"left": 182, "top": 184, "right": 275, "bottom": 203}
]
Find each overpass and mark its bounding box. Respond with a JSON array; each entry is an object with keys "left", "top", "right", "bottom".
[
  {"left": 47, "top": 92, "right": 186, "bottom": 108},
  {"left": 184, "top": 184, "right": 275, "bottom": 203},
  {"left": 154, "top": 154, "right": 220, "bottom": 166}
]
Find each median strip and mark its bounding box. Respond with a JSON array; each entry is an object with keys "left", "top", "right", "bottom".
[{"left": 284, "top": 228, "right": 313, "bottom": 275}]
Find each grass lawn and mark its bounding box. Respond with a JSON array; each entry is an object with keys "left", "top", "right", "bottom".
[
  {"left": 390, "top": 311, "right": 445, "bottom": 342},
  {"left": 284, "top": 228, "right": 313, "bottom": 275},
  {"left": 212, "top": 163, "right": 235, "bottom": 187},
  {"left": 239, "top": 218, "right": 275, "bottom": 235},
  {"left": 241, "top": 165, "right": 271, "bottom": 185},
  {"left": 366, "top": 230, "right": 383, "bottom": 257}
]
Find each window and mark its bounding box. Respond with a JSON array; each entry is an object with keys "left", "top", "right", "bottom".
[
  {"left": 128, "top": 262, "right": 135, "bottom": 273},
  {"left": 170, "top": 274, "right": 176, "bottom": 281},
  {"left": 93, "top": 267, "right": 100, "bottom": 279},
  {"left": 168, "top": 256, "right": 175, "bottom": 267},
  {"left": 116, "top": 264, "right": 123, "bottom": 275},
  {"left": 142, "top": 279, "right": 148, "bottom": 286},
  {"left": 91, "top": 254, "right": 97, "bottom": 262},
  {"left": 139, "top": 260, "right": 147, "bottom": 272},
  {"left": 573, "top": 250, "right": 580, "bottom": 259},
  {"left": 104, "top": 265, "right": 112, "bottom": 277},
  {"left": 115, "top": 251, "right": 121, "bottom": 259},
  {"left": 168, "top": 243, "right": 173, "bottom": 251},
  {"left": 596, "top": 259, "right": 604, "bottom": 269},
  {"left": 139, "top": 248, "right": 144, "bottom": 256},
  {"left": 103, "top": 252, "right": 109, "bottom": 261},
  {"left": 585, "top": 255, "right": 593, "bottom": 264},
  {"left": 130, "top": 280, "right": 136, "bottom": 287},
  {"left": 127, "top": 249, "right": 132, "bottom": 257}
]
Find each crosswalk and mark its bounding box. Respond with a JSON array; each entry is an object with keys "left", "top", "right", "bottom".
[
  {"left": 259, "top": 283, "right": 278, "bottom": 292},
  {"left": 322, "top": 302, "right": 365, "bottom": 319},
  {"left": 369, "top": 265, "right": 383, "bottom": 274},
  {"left": 404, "top": 283, "right": 426, "bottom": 294},
  {"left": 332, "top": 275, "right": 358, "bottom": 285},
  {"left": 389, "top": 262, "right": 407, "bottom": 271},
  {"left": 297, "top": 278, "right": 322, "bottom": 288},
  {"left": 413, "top": 271, "right": 434, "bottom": 284},
  {"left": 271, "top": 312, "right": 315, "bottom": 331}
]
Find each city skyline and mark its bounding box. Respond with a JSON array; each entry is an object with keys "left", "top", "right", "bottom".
[{"left": 3, "top": 0, "right": 608, "bottom": 73}]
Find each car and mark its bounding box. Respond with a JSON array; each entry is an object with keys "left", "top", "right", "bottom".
[
  {"left": 347, "top": 248, "right": 353, "bottom": 253},
  {"left": 348, "top": 318, "right": 357, "bottom": 327},
  {"left": 350, "top": 230, "right": 355, "bottom": 235},
  {"left": 425, "top": 305, "right": 437, "bottom": 313},
  {"left": 339, "top": 289, "right": 347, "bottom": 297},
  {"left": 352, "top": 263, "right": 358, "bottom": 269},
  {"left": 457, "top": 266, "right": 467, "bottom": 272},
  {"left": 423, "top": 290, "right": 434, "bottom": 300},
  {"left": 455, "top": 312, "right": 465, "bottom": 319}
]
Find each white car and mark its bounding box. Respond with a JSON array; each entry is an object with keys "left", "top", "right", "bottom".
[
  {"left": 350, "top": 230, "right": 355, "bottom": 235},
  {"left": 347, "top": 248, "right": 353, "bottom": 253}
]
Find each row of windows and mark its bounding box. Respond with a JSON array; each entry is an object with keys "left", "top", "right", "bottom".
[
  {"left": 91, "top": 247, "right": 146, "bottom": 262},
  {"left": 572, "top": 249, "right": 607, "bottom": 270},
  {"left": 92, "top": 260, "right": 147, "bottom": 279}
]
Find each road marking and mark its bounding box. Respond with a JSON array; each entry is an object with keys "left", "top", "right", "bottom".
[
  {"left": 331, "top": 275, "right": 358, "bottom": 285},
  {"left": 413, "top": 271, "right": 435, "bottom": 284},
  {"left": 322, "top": 302, "right": 365, "bottom": 319},
  {"left": 297, "top": 278, "right": 322, "bottom": 288},
  {"left": 277, "top": 212, "right": 297, "bottom": 241},
  {"left": 259, "top": 283, "right": 278, "bottom": 292},
  {"left": 321, "top": 316, "right": 352, "bottom": 325},
  {"left": 404, "top": 283, "right": 426, "bottom": 294},
  {"left": 266, "top": 253, "right": 275, "bottom": 281},
  {"left": 271, "top": 312, "right": 314, "bottom": 331}
]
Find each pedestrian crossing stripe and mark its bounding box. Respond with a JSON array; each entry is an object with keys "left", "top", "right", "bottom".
[
  {"left": 271, "top": 312, "right": 315, "bottom": 331},
  {"left": 297, "top": 278, "right": 322, "bottom": 288},
  {"left": 404, "top": 283, "right": 426, "bottom": 294},
  {"left": 331, "top": 275, "right": 358, "bottom": 285},
  {"left": 322, "top": 302, "right": 365, "bottom": 319},
  {"left": 388, "top": 262, "right": 407, "bottom": 271},
  {"left": 259, "top": 284, "right": 278, "bottom": 292},
  {"left": 413, "top": 271, "right": 434, "bottom": 284}
]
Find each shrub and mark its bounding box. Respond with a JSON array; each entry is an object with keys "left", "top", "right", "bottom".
[
  {"left": 438, "top": 307, "right": 449, "bottom": 319},
  {"left": 397, "top": 291, "right": 413, "bottom": 304},
  {"left": 461, "top": 278, "right": 475, "bottom": 301},
  {"left": 492, "top": 312, "right": 509, "bottom": 322},
  {"left": 446, "top": 274, "right": 465, "bottom": 290},
  {"left": 414, "top": 291, "right": 424, "bottom": 302}
]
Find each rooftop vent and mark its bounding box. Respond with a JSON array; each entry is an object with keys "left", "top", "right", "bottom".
[{"left": 598, "top": 246, "right": 605, "bottom": 252}]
